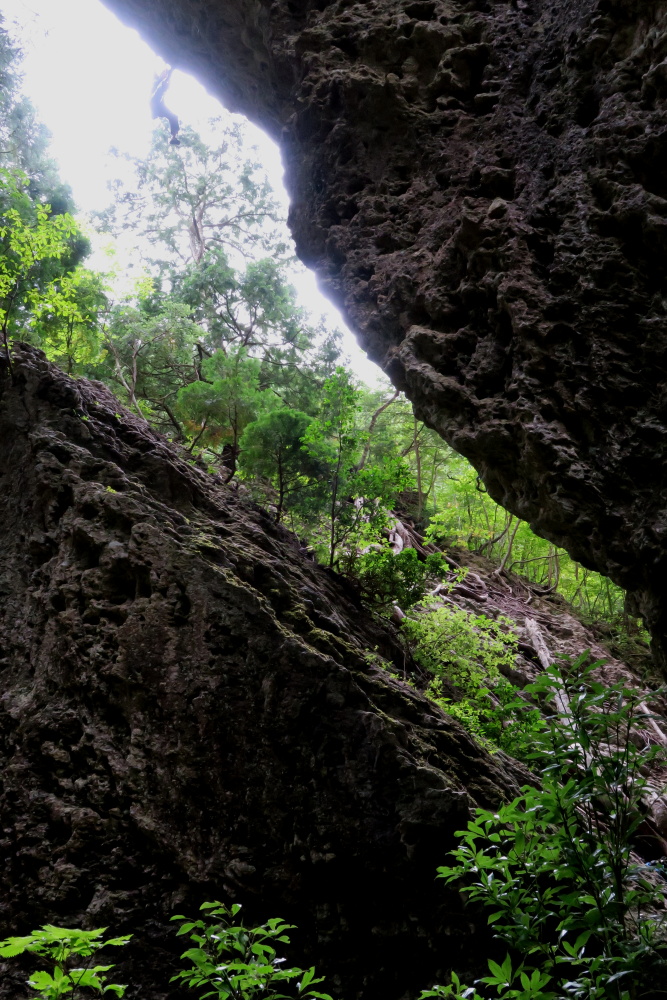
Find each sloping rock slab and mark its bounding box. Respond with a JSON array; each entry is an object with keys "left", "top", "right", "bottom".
[{"left": 0, "top": 347, "right": 523, "bottom": 999}]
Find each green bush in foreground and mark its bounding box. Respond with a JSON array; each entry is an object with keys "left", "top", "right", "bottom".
[
  {"left": 0, "top": 925, "right": 130, "bottom": 998},
  {"left": 0, "top": 905, "right": 331, "bottom": 1000},
  {"left": 170, "top": 902, "right": 332, "bottom": 1000},
  {"left": 421, "top": 656, "right": 667, "bottom": 1000}
]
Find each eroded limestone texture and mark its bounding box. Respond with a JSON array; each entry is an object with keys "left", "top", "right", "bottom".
[
  {"left": 102, "top": 0, "right": 667, "bottom": 659},
  {"left": 0, "top": 347, "right": 527, "bottom": 998}
]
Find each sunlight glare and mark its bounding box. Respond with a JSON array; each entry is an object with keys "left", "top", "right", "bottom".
[{"left": 1, "top": 0, "right": 388, "bottom": 386}]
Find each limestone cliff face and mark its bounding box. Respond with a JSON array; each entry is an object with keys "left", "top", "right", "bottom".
[
  {"left": 101, "top": 0, "right": 667, "bottom": 661},
  {"left": 0, "top": 347, "right": 527, "bottom": 998}
]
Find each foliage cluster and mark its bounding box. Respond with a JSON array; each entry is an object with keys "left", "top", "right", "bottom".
[
  {"left": 424, "top": 656, "right": 667, "bottom": 1000},
  {"left": 0, "top": 170, "right": 86, "bottom": 367},
  {"left": 0, "top": 925, "right": 130, "bottom": 999},
  {"left": 0, "top": 904, "right": 330, "bottom": 1000},
  {"left": 401, "top": 604, "right": 542, "bottom": 756},
  {"left": 170, "top": 902, "right": 331, "bottom": 1000},
  {"left": 423, "top": 461, "right": 632, "bottom": 634},
  {"left": 352, "top": 548, "right": 449, "bottom": 612}
]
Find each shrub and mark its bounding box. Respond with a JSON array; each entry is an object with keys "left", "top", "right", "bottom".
[
  {"left": 401, "top": 604, "right": 539, "bottom": 755},
  {"left": 420, "top": 656, "right": 667, "bottom": 1000},
  {"left": 0, "top": 905, "right": 333, "bottom": 1000},
  {"left": 354, "top": 548, "right": 448, "bottom": 611},
  {"left": 171, "top": 902, "right": 332, "bottom": 1000},
  {"left": 0, "top": 925, "right": 130, "bottom": 998}
]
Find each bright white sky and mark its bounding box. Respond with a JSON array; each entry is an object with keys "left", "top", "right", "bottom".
[{"left": 1, "top": 0, "right": 388, "bottom": 386}]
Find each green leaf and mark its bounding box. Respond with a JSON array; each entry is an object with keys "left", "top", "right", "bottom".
[
  {"left": 27, "top": 970, "right": 57, "bottom": 989},
  {"left": 0, "top": 937, "right": 33, "bottom": 957}
]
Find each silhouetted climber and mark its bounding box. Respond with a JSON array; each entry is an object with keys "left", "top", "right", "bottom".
[{"left": 150, "top": 68, "right": 180, "bottom": 145}]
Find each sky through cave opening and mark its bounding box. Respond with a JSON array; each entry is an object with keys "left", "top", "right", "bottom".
[{"left": 1, "top": 0, "right": 386, "bottom": 386}]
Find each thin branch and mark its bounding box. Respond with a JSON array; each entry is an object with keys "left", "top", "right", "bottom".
[
  {"left": 357, "top": 389, "right": 400, "bottom": 470},
  {"left": 188, "top": 416, "right": 209, "bottom": 453}
]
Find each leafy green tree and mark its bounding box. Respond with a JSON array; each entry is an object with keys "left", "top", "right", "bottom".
[
  {"left": 99, "top": 294, "right": 204, "bottom": 432},
  {"left": 96, "top": 279, "right": 341, "bottom": 446},
  {"left": 239, "top": 409, "right": 317, "bottom": 522},
  {"left": 297, "top": 367, "right": 364, "bottom": 566},
  {"left": 297, "top": 369, "right": 414, "bottom": 567},
  {"left": 98, "top": 121, "right": 284, "bottom": 270},
  {"left": 176, "top": 348, "right": 269, "bottom": 476},
  {"left": 354, "top": 547, "right": 447, "bottom": 612},
  {"left": 0, "top": 170, "right": 79, "bottom": 367},
  {"left": 0, "top": 29, "right": 93, "bottom": 359},
  {"left": 172, "top": 250, "right": 343, "bottom": 399},
  {"left": 32, "top": 266, "right": 108, "bottom": 374},
  {"left": 355, "top": 389, "right": 451, "bottom": 523},
  {"left": 94, "top": 122, "right": 343, "bottom": 437},
  {"left": 0, "top": 21, "right": 89, "bottom": 342},
  {"left": 259, "top": 323, "right": 342, "bottom": 415},
  {"left": 174, "top": 252, "right": 300, "bottom": 351}
]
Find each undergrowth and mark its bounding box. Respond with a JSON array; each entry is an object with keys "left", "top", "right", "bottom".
[
  {"left": 3, "top": 660, "right": 665, "bottom": 1000},
  {"left": 423, "top": 656, "right": 667, "bottom": 1000},
  {"left": 350, "top": 547, "right": 451, "bottom": 612},
  {"left": 401, "top": 603, "right": 542, "bottom": 757}
]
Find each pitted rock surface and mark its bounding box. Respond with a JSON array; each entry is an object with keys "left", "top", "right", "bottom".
[
  {"left": 0, "top": 347, "right": 527, "bottom": 998},
  {"left": 101, "top": 0, "right": 667, "bottom": 661}
]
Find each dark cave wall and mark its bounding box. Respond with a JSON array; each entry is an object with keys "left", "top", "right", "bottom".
[
  {"left": 0, "top": 347, "right": 525, "bottom": 998},
  {"left": 100, "top": 0, "right": 667, "bottom": 659}
]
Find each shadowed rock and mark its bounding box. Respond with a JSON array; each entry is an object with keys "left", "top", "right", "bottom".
[
  {"left": 0, "top": 347, "right": 525, "bottom": 998},
  {"left": 101, "top": 0, "right": 667, "bottom": 664}
]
